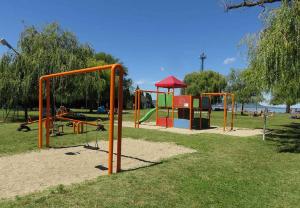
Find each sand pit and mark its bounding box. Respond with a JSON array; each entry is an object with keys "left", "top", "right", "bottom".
[
  {"left": 0, "top": 138, "right": 195, "bottom": 199},
  {"left": 122, "top": 121, "right": 262, "bottom": 137}
]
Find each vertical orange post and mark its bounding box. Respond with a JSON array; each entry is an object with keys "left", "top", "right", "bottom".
[
  {"left": 189, "top": 95, "right": 192, "bottom": 130},
  {"left": 200, "top": 96, "right": 202, "bottom": 129},
  {"left": 172, "top": 88, "right": 174, "bottom": 123},
  {"left": 156, "top": 87, "right": 159, "bottom": 126},
  {"left": 38, "top": 78, "right": 43, "bottom": 148},
  {"left": 116, "top": 69, "right": 123, "bottom": 173},
  {"left": 108, "top": 67, "right": 115, "bottom": 175},
  {"left": 134, "top": 90, "right": 137, "bottom": 128},
  {"left": 223, "top": 94, "right": 227, "bottom": 131},
  {"left": 208, "top": 95, "right": 212, "bottom": 127},
  {"left": 231, "top": 94, "right": 235, "bottom": 130},
  {"left": 46, "top": 79, "right": 50, "bottom": 147},
  {"left": 137, "top": 90, "right": 141, "bottom": 128}
]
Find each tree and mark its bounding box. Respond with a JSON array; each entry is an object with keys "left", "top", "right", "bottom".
[
  {"left": 227, "top": 69, "right": 263, "bottom": 115},
  {"left": 244, "top": 1, "right": 300, "bottom": 113},
  {"left": 0, "top": 23, "right": 94, "bottom": 120},
  {"left": 182, "top": 70, "right": 227, "bottom": 98}
]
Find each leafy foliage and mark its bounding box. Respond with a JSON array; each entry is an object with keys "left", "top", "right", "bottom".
[
  {"left": 182, "top": 70, "right": 227, "bottom": 96},
  {"left": 227, "top": 69, "right": 263, "bottom": 113},
  {"left": 246, "top": 1, "right": 300, "bottom": 109}
]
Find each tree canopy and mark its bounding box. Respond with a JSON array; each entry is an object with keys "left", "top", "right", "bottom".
[
  {"left": 245, "top": 1, "right": 300, "bottom": 111},
  {"left": 182, "top": 70, "right": 227, "bottom": 96},
  {"left": 0, "top": 23, "right": 133, "bottom": 120}
]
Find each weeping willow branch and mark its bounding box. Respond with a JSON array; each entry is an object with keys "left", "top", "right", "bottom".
[{"left": 224, "top": 0, "right": 291, "bottom": 11}]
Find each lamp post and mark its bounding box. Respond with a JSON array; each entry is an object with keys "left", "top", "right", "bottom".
[
  {"left": 200, "top": 52, "right": 206, "bottom": 72},
  {"left": 0, "top": 38, "right": 20, "bottom": 56}
]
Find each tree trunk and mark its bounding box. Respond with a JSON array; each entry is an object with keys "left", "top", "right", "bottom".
[
  {"left": 286, "top": 104, "right": 291, "bottom": 113},
  {"left": 241, "top": 103, "right": 244, "bottom": 115},
  {"left": 24, "top": 107, "right": 28, "bottom": 121}
]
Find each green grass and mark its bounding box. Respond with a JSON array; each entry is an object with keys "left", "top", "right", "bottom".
[{"left": 0, "top": 110, "right": 299, "bottom": 207}]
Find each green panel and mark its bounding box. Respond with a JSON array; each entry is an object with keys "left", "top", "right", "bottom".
[
  {"left": 166, "top": 94, "right": 173, "bottom": 108},
  {"left": 158, "top": 94, "right": 166, "bottom": 107},
  {"left": 193, "top": 98, "right": 199, "bottom": 108},
  {"left": 202, "top": 97, "right": 210, "bottom": 110}
]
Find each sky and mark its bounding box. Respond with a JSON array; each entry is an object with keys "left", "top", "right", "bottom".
[{"left": 1, "top": 0, "right": 291, "bottom": 107}]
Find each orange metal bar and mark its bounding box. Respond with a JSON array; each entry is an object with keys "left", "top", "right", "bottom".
[
  {"left": 208, "top": 95, "right": 212, "bottom": 127},
  {"left": 189, "top": 95, "right": 192, "bottom": 130},
  {"left": 55, "top": 116, "right": 99, "bottom": 126},
  {"left": 172, "top": 88, "right": 174, "bottom": 122},
  {"left": 108, "top": 67, "right": 115, "bottom": 175},
  {"left": 156, "top": 87, "right": 159, "bottom": 125},
  {"left": 200, "top": 96, "right": 202, "bottom": 129},
  {"left": 134, "top": 90, "right": 137, "bottom": 128},
  {"left": 46, "top": 79, "right": 50, "bottom": 147},
  {"left": 116, "top": 69, "right": 123, "bottom": 172},
  {"left": 39, "top": 65, "right": 115, "bottom": 80},
  {"left": 231, "top": 94, "right": 235, "bottom": 130},
  {"left": 223, "top": 94, "right": 227, "bottom": 131},
  {"left": 138, "top": 89, "right": 172, "bottom": 94},
  {"left": 137, "top": 90, "right": 141, "bottom": 128},
  {"left": 38, "top": 79, "right": 43, "bottom": 148}
]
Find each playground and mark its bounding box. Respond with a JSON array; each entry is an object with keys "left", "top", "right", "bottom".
[{"left": 0, "top": 1, "right": 299, "bottom": 206}]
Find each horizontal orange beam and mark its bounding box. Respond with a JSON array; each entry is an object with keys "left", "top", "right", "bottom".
[
  {"left": 136, "top": 89, "right": 173, "bottom": 94},
  {"left": 56, "top": 116, "right": 99, "bottom": 127},
  {"left": 40, "top": 64, "right": 123, "bottom": 80}
]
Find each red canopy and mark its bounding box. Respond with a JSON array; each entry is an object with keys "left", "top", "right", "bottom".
[{"left": 155, "top": 76, "right": 187, "bottom": 89}]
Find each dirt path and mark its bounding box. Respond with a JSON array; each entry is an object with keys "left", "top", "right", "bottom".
[
  {"left": 123, "top": 121, "right": 262, "bottom": 137},
  {"left": 0, "top": 138, "right": 195, "bottom": 199}
]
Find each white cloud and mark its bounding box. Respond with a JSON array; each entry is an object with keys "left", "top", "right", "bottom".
[
  {"left": 135, "top": 80, "right": 145, "bottom": 85},
  {"left": 223, "top": 57, "right": 236, "bottom": 65}
]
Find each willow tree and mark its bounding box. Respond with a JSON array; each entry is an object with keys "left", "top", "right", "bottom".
[
  {"left": 243, "top": 0, "right": 300, "bottom": 112},
  {"left": 0, "top": 23, "right": 94, "bottom": 120}
]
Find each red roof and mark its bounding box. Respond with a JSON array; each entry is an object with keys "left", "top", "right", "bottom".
[{"left": 155, "top": 76, "right": 187, "bottom": 88}]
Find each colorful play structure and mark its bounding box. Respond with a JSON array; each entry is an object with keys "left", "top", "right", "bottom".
[
  {"left": 38, "top": 64, "right": 124, "bottom": 175},
  {"left": 134, "top": 76, "right": 235, "bottom": 131}
]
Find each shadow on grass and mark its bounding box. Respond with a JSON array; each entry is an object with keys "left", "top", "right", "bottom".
[{"left": 267, "top": 122, "right": 300, "bottom": 153}]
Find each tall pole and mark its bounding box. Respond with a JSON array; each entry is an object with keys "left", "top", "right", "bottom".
[{"left": 200, "top": 52, "right": 207, "bottom": 72}]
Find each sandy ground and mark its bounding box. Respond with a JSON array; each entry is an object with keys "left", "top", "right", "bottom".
[
  {"left": 0, "top": 138, "right": 195, "bottom": 199},
  {"left": 123, "top": 121, "right": 262, "bottom": 137}
]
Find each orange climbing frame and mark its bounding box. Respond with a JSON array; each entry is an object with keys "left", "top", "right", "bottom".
[
  {"left": 201, "top": 92, "right": 235, "bottom": 131},
  {"left": 38, "top": 64, "right": 124, "bottom": 175}
]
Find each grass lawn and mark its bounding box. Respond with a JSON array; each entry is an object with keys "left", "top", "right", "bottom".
[{"left": 0, "top": 110, "right": 299, "bottom": 207}]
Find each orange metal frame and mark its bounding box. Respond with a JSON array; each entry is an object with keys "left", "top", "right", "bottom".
[
  {"left": 134, "top": 89, "right": 174, "bottom": 128},
  {"left": 201, "top": 92, "right": 235, "bottom": 131},
  {"left": 38, "top": 64, "right": 124, "bottom": 175}
]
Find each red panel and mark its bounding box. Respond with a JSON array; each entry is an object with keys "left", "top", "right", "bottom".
[
  {"left": 157, "top": 117, "right": 173, "bottom": 127},
  {"left": 174, "top": 95, "right": 191, "bottom": 108}
]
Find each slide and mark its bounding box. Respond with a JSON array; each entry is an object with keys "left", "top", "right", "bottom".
[{"left": 139, "top": 108, "right": 156, "bottom": 124}]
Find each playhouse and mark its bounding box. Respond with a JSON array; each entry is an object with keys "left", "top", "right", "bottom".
[{"left": 134, "top": 76, "right": 235, "bottom": 131}]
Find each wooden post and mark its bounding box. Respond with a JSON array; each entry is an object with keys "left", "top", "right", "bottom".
[
  {"left": 46, "top": 79, "right": 50, "bottom": 147},
  {"left": 116, "top": 69, "right": 123, "bottom": 172}
]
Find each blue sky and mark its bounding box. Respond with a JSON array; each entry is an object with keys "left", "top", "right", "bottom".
[{"left": 0, "top": 0, "right": 279, "bottom": 91}]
